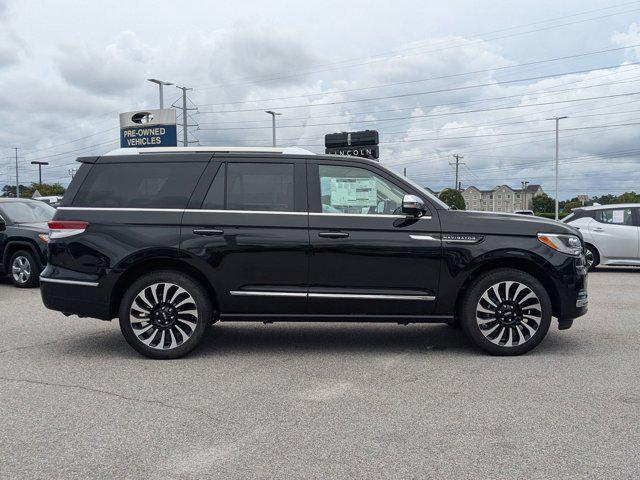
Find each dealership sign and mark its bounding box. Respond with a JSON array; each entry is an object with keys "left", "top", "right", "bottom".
[
  {"left": 325, "top": 130, "right": 379, "bottom": 159},
  {"left": 119, "top": 109, "right": 177, "bottom": 148}
]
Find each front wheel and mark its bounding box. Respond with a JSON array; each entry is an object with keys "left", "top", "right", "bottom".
[
  {"left": 9, "top": 250, "right": 39, "bottom": 288},
  {"left": 119, "top": 271, "right": 212, "bottom": 359},
  {"left": 584, "top": 244, "right": 599, "bottom": 271},
  {"left": 460, "top": 269, "right": 552, "bottom": 356}
]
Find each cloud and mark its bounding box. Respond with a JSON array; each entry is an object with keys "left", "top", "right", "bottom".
[
  {"left": 56, "top": 31, "right": 152, "bottom": 95},
  {"left": 0, "top": 0, "right": 28, "bottom": 71},
  {"left": 213, "top": 27, "right": 317, "bottom": 88},
  {"left": 1, "top": 12, "right": 639, "bottom": 198},
  {"left": 611, "top": 22, "right": 640, "bottom": 61}
]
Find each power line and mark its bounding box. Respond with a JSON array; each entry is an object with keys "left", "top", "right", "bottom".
[
  {"left": 195, "top": 43, "right": 640, "bottom": 107},
  {"left": 197, "top": 62, "right": 640, "bottom": 114},
  {"left": 196, "top": 70, "right": 640, "bottom": 126},
  {"left": 197, "top": 91, "right": 640, "bottom": 133}
]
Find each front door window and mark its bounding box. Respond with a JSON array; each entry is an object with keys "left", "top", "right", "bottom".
[{"left": 318, "top": 165, "right": 406, "bottom": 215}]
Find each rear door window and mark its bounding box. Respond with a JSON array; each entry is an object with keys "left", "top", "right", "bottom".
[
  {"left": 72, "top": 162, "right": 206, "bottom": 209},
  {"left": 226, "top": 162, "right": 294, "bottom": 212},
  {"left": 595, "top": 208, "right": 633, "bottom": 226}
]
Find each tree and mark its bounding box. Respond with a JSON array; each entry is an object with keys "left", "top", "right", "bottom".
[
  {"left": 32, "top": 183, "right": 66, "bottom": 197},
  {"left": 1, "top": 184, "right": 30, "bottom": 198},
  {"left": 532, "top": 193, "right": 555, "bottom": 214},
  {"left": 563, "top": 200, "right": 582, "bottom": 214},
  {"left": 1, "top": 182, "right": 65, "bottom": 198},
  {"left": 438, "top": 188, "right": 466, "bottom": 210},
  {"left": 616, "top": 191, "right": 640, "bottom": 204}
]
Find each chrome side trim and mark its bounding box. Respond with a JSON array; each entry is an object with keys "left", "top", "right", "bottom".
[
  {"left": 230, "top": 290, "right": 307, "bottom": 298},
  {"left": 308, "top": 293, "right": 435, "bottom": 301},
  {"left": 229, "top": 290, "right": 435, "bottom": 301},
  {"left": 58, "top": 207, "right": 185, "bottom": 212},
  {"left": 309, "top": 212, "right": 432, "bottom": 220},
  {"left": 58, "top": 207, "right": 308, "bottom": 215},
  {"left": 409, "top": 235, "right": 440, "bottom": 241},
  {"left": 188, "top": 209, "right": 308, "bottom": 216},
  {"left": 57, "top": 207, "right": 435, "bottom": 219},
  {"left": 39, "top": 277, "right": 99, "bottom": 287}
]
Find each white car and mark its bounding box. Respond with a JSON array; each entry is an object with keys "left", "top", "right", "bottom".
[{"left": 563, "top": 204, "right": 640, "bottom": 271}]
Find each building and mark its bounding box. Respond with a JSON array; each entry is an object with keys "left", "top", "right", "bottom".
[{"left": 461, "top": 184, "right": 544, "bottom": 213}]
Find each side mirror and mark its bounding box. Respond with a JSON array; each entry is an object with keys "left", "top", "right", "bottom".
[
  {"left": 402, "top": 194, "right": 426, "bottom": 217},
  {"left": 0, "top": 216, "right": 5, "bottom": 232}
]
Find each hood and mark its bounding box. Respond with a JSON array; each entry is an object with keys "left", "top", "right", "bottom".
[
  {"left": 439, "top": 209, "right": 581, "bottom": 238},
  {"left": 12, "top": 221, "right": 49, "bottom": 232}
]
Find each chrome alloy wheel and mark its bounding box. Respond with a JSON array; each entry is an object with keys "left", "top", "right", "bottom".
[
  {"left": 475, "top": 281, "right": 542, "bottom": 347},
  {"left": 11, "top": 255, "right": 31, "bottom": 284},
  {"left": 129, "top": 283, "right": 199, "bottom": 350},
  {"left": 584, "top": 248, "right": 595, "bottom": 269}
]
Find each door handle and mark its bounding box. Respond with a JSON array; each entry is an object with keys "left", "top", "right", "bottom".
[
  {"left": 318, "top": 231, "right": 349, "bottom": 239},
  {"left": 593, "top": 227, "right": 604, "bottom": 232},
  {"left": 193, "top": 228, "right": 224, "bottom": 236}
]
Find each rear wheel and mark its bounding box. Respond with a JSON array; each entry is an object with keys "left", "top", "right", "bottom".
[
  {"left": 584, "top": 244, "right": 599, "bottom": 271},
  {"left": 460, "top": 269, "right": 552, "bottom": 356},
  {"left": 119, "top": 271, "right": 212, "bottom": 359},
  {"left": 9, "top": 250, "right": 39, "bottom": 288}
]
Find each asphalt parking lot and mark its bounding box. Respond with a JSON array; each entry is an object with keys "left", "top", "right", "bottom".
[{"left": 1, "top": 269, "right": 639, "bottom": 479}]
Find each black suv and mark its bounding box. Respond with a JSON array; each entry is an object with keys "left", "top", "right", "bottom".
[
  {"left": 40, "top": 148, "right": 588, "bottom": 359},
  {"left": 0, "top": 198, "right": 55, "bottom": 287}
]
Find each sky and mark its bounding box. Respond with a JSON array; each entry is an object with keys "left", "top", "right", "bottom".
[{"left": 1, "top": 0, "right": 640, "bottom": 199}]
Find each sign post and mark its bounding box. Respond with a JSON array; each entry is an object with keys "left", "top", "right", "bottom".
[
  {"left": 325, "top": 130, "right": 379, "bottom": 159},
  {"left": 119, "top": 109, "right": 178, "bottom": 148}
]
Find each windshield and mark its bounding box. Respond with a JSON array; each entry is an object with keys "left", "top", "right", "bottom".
[{"left": 0, "top": 201, "right": 56, "bottom": 223}]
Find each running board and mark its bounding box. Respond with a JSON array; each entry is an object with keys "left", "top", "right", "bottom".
[{"left": 218, "top": 313, "right": 454, "bottom": 323}]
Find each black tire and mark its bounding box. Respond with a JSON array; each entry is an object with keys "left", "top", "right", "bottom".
[
  {"left": 459, "top": 268, "right": 552, "bottom": 356},
  {"left": 585, "top": 244, "right": 599, "bottom": 271},
  {"left": 119, "top": 270, "right": 212, "bottom": 359},
  {"left": 9, "top": 249, "right": 39, "bottom": 288}
]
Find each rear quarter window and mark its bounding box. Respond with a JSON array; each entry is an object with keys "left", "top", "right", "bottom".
[{"left": 71, "top": 162, "right": 206, "bottom": 209}]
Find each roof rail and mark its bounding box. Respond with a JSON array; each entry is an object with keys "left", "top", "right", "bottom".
[{"left": 103, "top": 146, "right": 316, "bottom": 156}]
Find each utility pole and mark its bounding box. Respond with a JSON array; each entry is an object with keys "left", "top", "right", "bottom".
[
  {"left": 547, "top": 116, "right": 568, "bottom": 220},
  {"left": 265, "top": 111, "right": 282, "bottom": 147},
  {"left": 521, "top": 180, "right": 529, "bottom": 209},
  {"left": 13, "top": 147, "right": 19, "bottom": 198},
  {"left": 403, "top": 167, "right": 407, "bottom": 177},
  {"left": 449, "top": 154, "right": 465, "bottom": 190},
  {"left": 68, "top": 168, "right": 77, "bottom": 179},
  {"left": 31, "top": 161, "right": 49, "bottom": 186},
  {"left": 147, "top": 79, "right": 173, "bottom": 109},
  {"left": 176, "top": 86, "right": 196, "bottom": 146}
]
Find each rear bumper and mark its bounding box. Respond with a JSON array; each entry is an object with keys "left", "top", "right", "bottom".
[{"left": 40, "top": 267, "right": 112, "bottom": 320}]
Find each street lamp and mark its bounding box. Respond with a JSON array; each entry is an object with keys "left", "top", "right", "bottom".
[
  {"left": 265, "top": 110, "right": 282, "bottom": 147},
  {"left": 30, "top": 161, "right": 49, "bottom": 186},
  {"left": 546, "top": 116, "right": 568, "bottom": 220},
  {"left": 147, "top": 79, "right": 174, "bottom": 109}
]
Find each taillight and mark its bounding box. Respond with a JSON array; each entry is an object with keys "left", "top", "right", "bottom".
[{"left": 48, "top": 221, "right": 89, "bottom": 239}]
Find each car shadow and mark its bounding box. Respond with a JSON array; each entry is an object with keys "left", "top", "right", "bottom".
[
  {"left": 592, "top": 266, "right": 640, "bottom": 273},
  {"left": 54, "top": 321, "right": 588, "bottom": 360}
]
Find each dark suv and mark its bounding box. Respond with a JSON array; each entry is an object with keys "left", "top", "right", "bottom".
[
  {"left": 0, "top": 198, "right": 55, "bottom": 287},
  {"left": 40, "top": 147, "right": 588, "bottom": 359}
]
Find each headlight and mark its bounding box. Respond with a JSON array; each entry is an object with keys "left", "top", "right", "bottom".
[
  {"left": 38, "top": 233, "right": 50, "bottom": 243},
  {"left": 537, "top": 233, "right": 582, "bottom": 256}
]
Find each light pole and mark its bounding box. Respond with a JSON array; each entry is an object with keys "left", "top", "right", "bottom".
[
  {"left": 31, "top": 161, "right": 49, "bottom": 186},
  {"left": 547, "top": 116, "right": 568, "bottom": 220},
  {"left": 147, "top": 79, "right": 174, "bottom": 109},
  {"left": 265, "top": 110, "right": 282, "bottom": 147}
]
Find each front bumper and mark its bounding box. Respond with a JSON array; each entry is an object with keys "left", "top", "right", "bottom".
[{"left": 554, "top": 254, "right": 588, "bottom": 325}]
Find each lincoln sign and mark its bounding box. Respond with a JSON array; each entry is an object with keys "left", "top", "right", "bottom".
[
  {"left": 119, "top": 109, "right": 178, "bottom": 148},
  {"left": 325, "top": 130, "right": 379, "bottom": 159}
]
